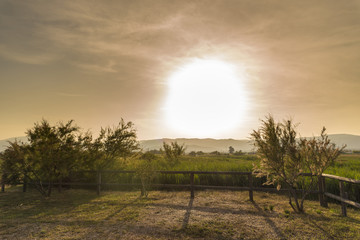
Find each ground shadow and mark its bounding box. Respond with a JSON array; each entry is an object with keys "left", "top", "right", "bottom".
[
  {"left": 104, "top": 197, "right": 141, "bottom": 220},
  {"left": 305, "top": 217, "right": 335, "bottom": 240},
  {"left": 251, "top": 202, "right": 286, "bottom": 240},
  {"left": 0, "top": 188, "right": 99, "bottom": 221},
  {"left": 181, "top": 198, "right": 194, "bottom": 229}
]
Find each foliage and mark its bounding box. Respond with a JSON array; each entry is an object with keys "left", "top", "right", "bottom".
[
  {"left": 134, "top": 152, "right": 159, "bottom": 197},
  {"left": 188, "top": 151, "right": 197, "bottom": 156},
  {"left": 83, "top": 119, "right": 139, "bottom": 170},
  {"left": 162, "top": 141, "right": 185, "bottom": 166},
  {"left": 26, "top": 120, "right": 82, "bottom": 196},
  {"left": 0, "top": 118, "right": 139, "bottom": 198},
  {"left": 228, "top": 146, "right": 234, "bottom": 154},
  {"left": 251, "top": 115, "right": 345, "bottom": 213},
  {"left": 233, "top": 150, "right": 244, "bottom": 156},
  {"left": 0, "top": 140, "right": 28, "bottom": 186}
]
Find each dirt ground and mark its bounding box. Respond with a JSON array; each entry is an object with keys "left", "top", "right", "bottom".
[{"left": 1, "top": 189, "right": 360, "bottom": 239}]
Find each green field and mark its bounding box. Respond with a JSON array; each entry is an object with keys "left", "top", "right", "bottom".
[
  {"left": 128, "top": 153, "right": 360, "bottom": 179},
  {"left": 325, "top": 154, "right": 360, "bottom": 180}
]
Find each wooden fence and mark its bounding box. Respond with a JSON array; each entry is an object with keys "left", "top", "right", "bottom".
[{"left": 2, "top": 170, "right": 360, "bottom": 216}]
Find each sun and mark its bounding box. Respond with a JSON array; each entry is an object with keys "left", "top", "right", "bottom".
[{"left": 165, "top": 59, "right": 248, "bottom": 137}]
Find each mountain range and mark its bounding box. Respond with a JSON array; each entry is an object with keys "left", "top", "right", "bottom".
[{"left": 1, "top": 134, "right": 359, "bottom": 153}]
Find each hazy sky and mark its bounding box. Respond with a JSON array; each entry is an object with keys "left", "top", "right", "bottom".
[{"left": 1, "top": 0, "right": 360, "bottom": 140}]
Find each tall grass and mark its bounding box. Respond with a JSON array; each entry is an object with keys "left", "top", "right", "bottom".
[
  {"left": 325, "top": 154, "right": 360, "bottom": 180},
  {"left": 49, "top": 154, "right": 360, "bottom": 202}
]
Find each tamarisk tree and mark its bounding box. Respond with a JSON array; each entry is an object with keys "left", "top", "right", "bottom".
[{"left": 251, "top": 115, "right": 345, "bottom": 213}]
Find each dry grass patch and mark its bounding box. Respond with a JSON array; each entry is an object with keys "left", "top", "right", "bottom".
[{"left": 0, "top": 187, "right": 359, "bottom": 239}]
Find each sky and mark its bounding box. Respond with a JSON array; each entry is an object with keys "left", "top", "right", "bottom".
[{"left": 1, "top": 0, "right": 360, "bottom": 140}]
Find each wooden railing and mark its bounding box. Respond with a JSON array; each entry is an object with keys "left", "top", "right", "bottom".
[
  {"left": 2, "top": 170, "right": 359, "bottom": 216},
  {"left": 320, "top": 173, "right": 360, "bottom": 216}
]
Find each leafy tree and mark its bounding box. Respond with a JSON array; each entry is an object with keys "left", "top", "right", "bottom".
[
  {"left": 86, "top": 119, "right": 139, "bottom": 170},
  {"left": 162, "top": 142, "right": 185, "bottom": 166},
  {"left": 251, "top": 115, "right": 345, "bottom": 213},
  {"left": 229, "top": 146, "right": 235, "bottom": 154},
  {"left": 1, "top": 118, "right": 139, "bottom": 197},
  {"left": 0, "top": 120, "right": 82, "bottom": 197},
  {"left": 25, "top": 119, "right": 82, "bottom": 196},
  {"left": 0, "top": 140, "right": 28, "bottom": 187}
]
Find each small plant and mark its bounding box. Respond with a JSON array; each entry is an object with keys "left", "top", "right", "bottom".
[
  {"left": 284, "top": 209, "right": 291, "bottom": 218},
  {"left": 162, "top": 142, "right": 186, "bottom": 166},
  {"left": 134, "top": 152, "right": 158, "bottom": 197},
  {"left": 269, "top": 205, "right": 274, "bottom": 211}
]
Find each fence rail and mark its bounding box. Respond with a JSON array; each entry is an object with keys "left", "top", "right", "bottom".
[{"left": 1, "top": 170, "right": 359, "bottom": 217}]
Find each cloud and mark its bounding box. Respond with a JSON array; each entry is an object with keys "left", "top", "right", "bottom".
[
  {"left": 1, "top": 0, "right": 360, "bottom": 139},
  {"left": 0, "top": 44, "right": 57, "bottom": 65},
  {"left": 55, "top": 92, "right": 86, "bottom": 97},
  {"left": 72, "top": 61, "right": 117, "bottom": 73}
]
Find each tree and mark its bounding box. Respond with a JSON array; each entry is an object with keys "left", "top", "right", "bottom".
[
  {"left": 134, "top": 152, "right": 158, "bottom": 197},
  {"left": 85, "top": 119, "right": 139, "bottom": 170},
  {"left": 0, "top": 140, "right": 28, "bottom": 187},
  {"left": 0, "top": 120, "right": 82, "bottom": 197},
  {"left": 188, "top": 151, "right": 197, "bottom": 156},
  {"left": 210, "top": 151, "right": 221, "bottom": 155},
  {"left": 1, "top": 118, "right": 140, "bottom": 197},
  {"left": 229, "top": 146, "right": 235, "bottom": 154},
  {"left": 251, "top": 115, "right": 345, "bottom": 213},
  {"left": 162, "top": 142, "right": 185, "bottom": 166},
  {"left": 25, "top": 119, "right": 82, "bottom": 197},
  {"left": 234, "top": 150, "right": 244, "bottom": 156}
]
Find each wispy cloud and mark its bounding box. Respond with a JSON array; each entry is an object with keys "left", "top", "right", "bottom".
[
  {"left": 55, "top": 92, "right": 86, "bottom": 97},
  {"left": 0, "top": 44, "right": 57, "bottom": 65}
]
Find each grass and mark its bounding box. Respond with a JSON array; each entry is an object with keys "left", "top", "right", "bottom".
[
  {"left": 325, "top": 154, "right": 360, "bottom": 180},
  {"left": 1, "top": 186, "right": 359, "bottom": 239},
  {"left": 80, "top": 153, "right": 360, "bottom": 203}
]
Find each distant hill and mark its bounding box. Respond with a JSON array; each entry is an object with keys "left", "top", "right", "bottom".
[
  {"left": 1, "top": 134, "right": 360, "bottom": 153},
  {"left": 140, "top": 138, "right": 254, "bottom": 153},
  {"left": 319, "top": 134, "right": 360, "bottom": 151},
  {"left": 140, "top": 134, "right": 360, "bottom": 153}
]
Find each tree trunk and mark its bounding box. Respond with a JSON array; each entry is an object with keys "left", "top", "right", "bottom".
[{"left": 47, "top": 181, "right": 52, "bottom": 197}]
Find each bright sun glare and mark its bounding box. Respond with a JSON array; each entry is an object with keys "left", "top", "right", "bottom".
[{"left": 165, "top": 59, "right": 248, "bottom": 137}]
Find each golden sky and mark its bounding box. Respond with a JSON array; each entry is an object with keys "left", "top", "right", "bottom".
[{"left": 1, "top": 0, "right": 360, "bottom": 140}]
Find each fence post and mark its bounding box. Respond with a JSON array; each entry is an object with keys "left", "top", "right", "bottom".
[
  {"left": 248, "top": 173, "right": 253, "bottom": 202},
  {"left": 97, "top": 171, "right": 102, "bottom": 196},
  {"left": 318, "top": 175, "right": 327, "bottom": 207},
  {"left": 339, "top": 181, "right": 347, "bottom": 217},
  {"left": 190, "top": 173, "right": 194, "bottom": 199}
]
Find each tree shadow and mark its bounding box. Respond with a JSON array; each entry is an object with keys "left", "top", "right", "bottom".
[
  {"left": 0, "top": 188, "right": 99, "bottom": 221},
  {"left": 251, "top": 202, "right": 286, "bottom": 240},
  {"left": 181, "top": 197, "right": 194, "bottom": 229},
  {"left": 104, "top": 196, "right": 141, "bottom": 220},
  {"left": 305, "top": 217, "right": 335, "bottom": 240}
]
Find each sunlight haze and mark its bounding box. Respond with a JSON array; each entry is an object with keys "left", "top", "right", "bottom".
[
  {"left": 1, "top": 0, "right": 360, "bottom": 140},
  {"left": 165, "top": 59, "right": 248, "bottom": 138}
]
